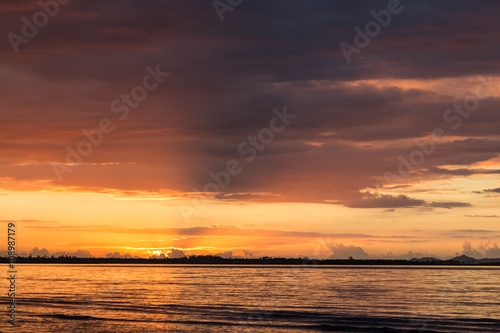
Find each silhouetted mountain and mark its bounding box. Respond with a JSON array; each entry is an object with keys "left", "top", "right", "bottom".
[
  {"left": 409, "top": 257, "right": 442, "bottom": 263},
  {"left": 477, "top": 257, "right": 500, "bottom": 264},
  {"left": 449, "top": 255, "right": 477, "bottom": 264}
]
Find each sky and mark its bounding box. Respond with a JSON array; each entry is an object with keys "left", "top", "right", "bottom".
[{"left": 1, "top": 0, "right": 499, "bottom": 259}]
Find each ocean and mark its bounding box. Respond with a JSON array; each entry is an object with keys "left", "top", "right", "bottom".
[{"left": 2, "top": 264, "right": 499, "bottom": 332}]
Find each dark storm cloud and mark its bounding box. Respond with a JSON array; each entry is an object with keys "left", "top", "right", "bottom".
[
  {"left": 0, "top": 0, "right": 499, "bottom": 206},
  {"left": 473, "top": 188, "right": 500, "bottom": 194},
  {"left": 429, "top": 167, "right": 500, "bottom": 176},
  {"left": 3, "top": 0, "right": 500, "bottom": 79},
  {"left": 345, "top": 193, "right": 471, "bottom": 209},
  {"left": 345, "top": 193, "right": 425, "bottom": 208},
  {"left": 426, "top": 202, "right": 472, "bottom": 209}
]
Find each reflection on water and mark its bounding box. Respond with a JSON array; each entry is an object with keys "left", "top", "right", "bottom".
[{"left": 1, "top": 265, "right": 499, "bottom": 332}]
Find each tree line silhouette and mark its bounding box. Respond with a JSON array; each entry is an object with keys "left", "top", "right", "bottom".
[{"left": 1, "top": 254, "right": 499, "bottom": 265}]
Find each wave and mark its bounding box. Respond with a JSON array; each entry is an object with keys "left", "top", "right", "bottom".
[{"left": 29, "top": 309, "right": 500, "bottom": 332}]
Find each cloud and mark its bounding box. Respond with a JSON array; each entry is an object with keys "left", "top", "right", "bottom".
[
  {"left": 53, "top": 249, "right": 94, "bottom": 258},
  {"left": 464, "top": 215, "right": 498, "bottom": 218},
  {"left": 474, "top": 187, "right": 500, "bottom": 194},
  {"left": 426, "top": 202, "right": 472, "bottom": 209},
  {"left": 25, "top": 224, "right": 417, "bottom": 240},
  {"left": 453, "top": 230, "right": 496, "bottom": 233},
  {"left": 325, "top": 243, "right": 370, "bottom": 259},
  {"left": 381, "top": 250, "right": 438, "bottom": 260},
  {"left": 462, "top": 241, "right": 484, "bottom": 259},
  {"left": 480, "top": 242, "right": 500, "bottom": 258},
  {"left": 317, "top": 240, "right": 500, "bottom": 261},
  {"left": 346, "top": 193, "right": 425, "bottom": 208},
  {"left": 105, "top": 252, "right": 134, "bottom": 259},
  {"left": 216, "top": 250, "right": 254, "bottom": 258},
  {"left": 30, "top": 247, "right": 50, "bottom": 257},
  {"left": 217, "top": 251, "right": 233, "bottom": 259},
  {"left": 167, "top": 248, "right": 187, "bottom": 259},
  {"left": 30, "top": 248, "right": 95, "bottom": 258},
  {"left": 460, "top": 240, "right": 500, "bottom": 259},
  {"left": 430, "top": 167, "right": 500, "bottom": 176},
  {"left": 345, "top": 193, "right": 471, "bottom": 209},
  {"left": 148, "top": 248, "right": 186, "bottom": 259},
  {"left": 0, "top": 0, "right": 499, "bottom": 209}
]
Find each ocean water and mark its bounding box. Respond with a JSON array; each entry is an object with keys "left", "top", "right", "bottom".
[{"left": 1, "top": 264, "right": 499, "bottom": 332}]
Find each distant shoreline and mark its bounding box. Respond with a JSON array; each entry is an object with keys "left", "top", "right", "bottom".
[{"left": 2, "top": 256, "right": 500, "bottom": 266}]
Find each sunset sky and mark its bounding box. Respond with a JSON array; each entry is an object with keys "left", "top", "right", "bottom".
[{"left": 1, "top": 0, "right": 499, "bottom": 259}]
